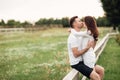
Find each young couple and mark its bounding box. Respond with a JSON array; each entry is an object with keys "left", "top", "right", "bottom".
[{"left": 67, "top": 16, "right": 104, "bottom": 80}]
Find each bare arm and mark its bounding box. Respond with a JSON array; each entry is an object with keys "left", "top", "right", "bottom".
[
  {"left": 72, "top": 41, "right": 92, "bottom": 58},
  {"left": 72, "top": 47, "right": 89, "bottom": 58}
]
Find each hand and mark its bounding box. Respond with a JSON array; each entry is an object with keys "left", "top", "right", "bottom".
[
  {"left": 87, "top": 30, "right": 92, "bottom": 35},
  {"left": 86, "top": 40, "right": 94, "bottom": 49},
  {"left": 68, "top": 28, "right": 72, "bottom": 33}
]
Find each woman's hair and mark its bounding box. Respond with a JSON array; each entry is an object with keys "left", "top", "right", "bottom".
[{"left": 84, "top": 16, "right": 99, "bottom": 41}]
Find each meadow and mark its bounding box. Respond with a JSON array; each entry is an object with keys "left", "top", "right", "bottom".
[
  {"left": 97, "top": 38, "right": 120, "bottom": 80},
  {"left": 0, "top": 27, "right": 112, "bottom": 80}
]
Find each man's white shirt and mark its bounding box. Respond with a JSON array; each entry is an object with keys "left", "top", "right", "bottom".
[
  {"left": 67, "top": 29, "right": 96, "bottom": 68},
  {"left": 67, "top": 33, "right": 83, "bottom": 65}
]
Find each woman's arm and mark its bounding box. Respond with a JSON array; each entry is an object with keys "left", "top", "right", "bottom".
[{"left": 71, "top": 29, "right": 91, "bottom": 38}]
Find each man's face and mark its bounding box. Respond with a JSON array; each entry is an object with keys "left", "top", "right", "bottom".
[{"left": 73, "top": 18, "right": 84, "bottom": 29}]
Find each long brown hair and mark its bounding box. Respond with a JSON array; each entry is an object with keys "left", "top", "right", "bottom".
[{"left": 84, "top": 16, "right": 99, "bottom": 41}]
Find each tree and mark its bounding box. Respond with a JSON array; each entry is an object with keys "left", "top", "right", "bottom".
[
  {"left": 6, "top": 20, "right": 22, "bottom": 28},
  {"left": 101, "top": 0, "right": 120, "bottom": 30},
  {"left": 0, "top": 19, "right": 5, "bottom": 26},
  {"left": 96, "top": 17, "right": 111, "bottom": 27},
  {"left": 47, "top": 18, "right": 54, "bottom": 25},
  {"left": 35, "top": 18, "right": 48, "bottom": 25},
  {"left": 21, "top": 21, "right": 32, "bottom": 28},
  {"left": 15, "top": 21, "right": 21, "bottom": 28},
  {"left": 54, "top": 19, "right": 62, "bottom": 24},
  {"left": 61, "top": 17, "right": 69, "bottom": 27},
  {"left": 7, "top": 20, "right": 16, "bottom": 28},
  {"left": 35, "top": 17, "right": 69, "bottom": 27}
]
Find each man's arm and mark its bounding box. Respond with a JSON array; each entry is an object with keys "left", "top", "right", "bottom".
[
  {"left": 72, "top": 41, "right": 92, "bottom": 58},
  {"left": 72, "top": 47, "right": 89, "bottom": 58}
]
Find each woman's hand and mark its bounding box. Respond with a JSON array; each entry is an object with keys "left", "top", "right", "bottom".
[
  {"left": 87, "top": 40, "right": 96, "bottom": 49},
  {"left": 87, "top": 30, "right": 92, "bottom": 35},
  {"left": 86, "top": 40, "right": 94, "bottom": 49},
  {"left": 68, "top": 28, "right": 72, "bottom": 33}
]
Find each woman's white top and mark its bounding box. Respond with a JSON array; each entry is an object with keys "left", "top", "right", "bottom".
[{"left": 71, "top": 29, "right": 96, "bottom": 68}]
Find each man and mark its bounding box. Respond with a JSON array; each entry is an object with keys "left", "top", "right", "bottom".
[{"left": 67, "top": 16, "right": 104, "bottom": 80}]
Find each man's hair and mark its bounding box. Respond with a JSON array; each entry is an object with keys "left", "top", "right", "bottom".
[{"left": 69, "top": 16, "right": 78, "bottom": 28}]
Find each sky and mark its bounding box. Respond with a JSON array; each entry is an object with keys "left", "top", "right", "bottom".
[{"left": 0, "top": 0, "right": 104, "bottom": 22}]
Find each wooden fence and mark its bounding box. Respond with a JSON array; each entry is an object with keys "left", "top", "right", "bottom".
[
  {"left": 63, "top": 33, "right": 119, "bottom": 80},
  {"left": 0, "top": 28, "right": 45, "bottom": 32}
]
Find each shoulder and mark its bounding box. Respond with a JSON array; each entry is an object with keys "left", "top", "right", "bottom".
[{"left": 68, "top": 33, "right": 77, "bottom": 43}]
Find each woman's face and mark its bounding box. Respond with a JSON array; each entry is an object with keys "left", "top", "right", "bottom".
[{"left": 82, "top": 22, "right": 87, "bottom": 29}]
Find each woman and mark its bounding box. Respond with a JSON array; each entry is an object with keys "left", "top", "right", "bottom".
[{"left": 70, "top": 16, "right": 104, "bottom": 79}]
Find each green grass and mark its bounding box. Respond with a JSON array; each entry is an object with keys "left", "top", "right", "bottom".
[
  {"left": 0, "top": 27, "right": 111, "bottom": 80},
  {"left": 97, "top": 38, "right": 120, "bottom": 80}
]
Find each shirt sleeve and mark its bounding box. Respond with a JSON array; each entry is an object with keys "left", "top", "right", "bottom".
[
  {"left": 70, "top": 36, "right": 79, "bottom": 48},
  {"left": 71, "top": 29, "right": 91, "bottom": 38}
]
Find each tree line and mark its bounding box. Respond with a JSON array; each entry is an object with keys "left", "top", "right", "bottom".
[
  {"left": 0, "top": 0, "right": 120, "bottom": 30},
  {"left": 101, "top": 0, "right": 120, "bottom": 30},
  {"left": 0, "top": 17, "right": 111, "bottom": 28}
]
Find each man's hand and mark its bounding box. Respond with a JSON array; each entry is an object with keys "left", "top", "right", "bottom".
[{"left": 72, "top": 41, "right": 94, "bottom": 58}]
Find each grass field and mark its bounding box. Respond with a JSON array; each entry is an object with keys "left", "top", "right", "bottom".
[
  {"left": 0, "top": 27, "right": 112, "bottom": 80},
  {"left": 97, "top": 38, "right": 120, "bottom": 80}
]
